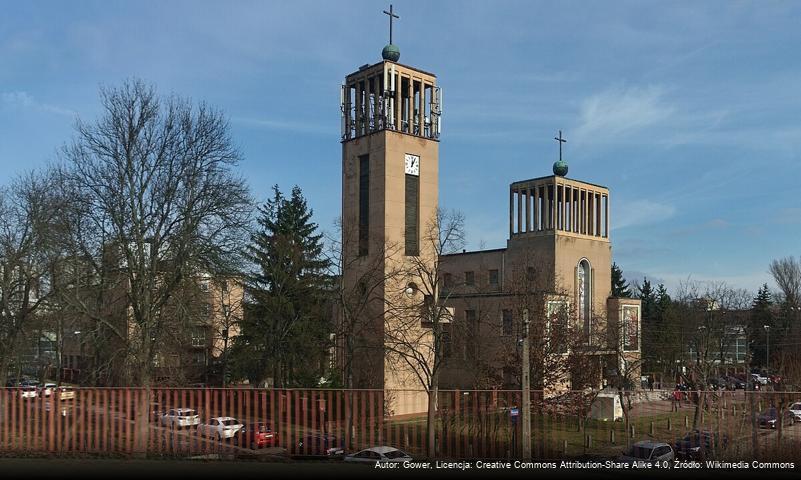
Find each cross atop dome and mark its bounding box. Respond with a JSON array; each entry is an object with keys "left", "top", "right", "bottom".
[{"left": 382, "top": 4, "right": 401, "bottom": 61}]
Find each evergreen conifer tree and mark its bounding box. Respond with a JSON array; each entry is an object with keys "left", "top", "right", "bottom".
[
  {"left": 611, "top": 263, "right": 632, "bottom": 298},
  {"left": 236, "top": 185, "right": 332, "bottom": 387}
]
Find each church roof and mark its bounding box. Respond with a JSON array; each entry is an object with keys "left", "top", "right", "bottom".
[{"left": 510, "top": 175, "right": 608, "bottom": 190}]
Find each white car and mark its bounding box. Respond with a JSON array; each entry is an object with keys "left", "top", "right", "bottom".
[
  {"left": 343, "top": 446, "right": 412, "bottom": 464},
  {"left": 751, "top": 373, "right": 769, "bottom": 385},
  {"left": 620, "top": 441, "right": 675, "bottom": 466},
  {"left": 19, "top": 386, "right": 38, "bottom": 399},
  {"left": 197, "top": 416, "right": 243, "bottom": 440},
  {"left": 160, "top": 408, "right": 200, "bottom": 429},
  {"left": 789, "top": 402, "right": 801, "bottom": 422},
  {"left": 39, "top": 383, "right": 58, "bottom": 397}
]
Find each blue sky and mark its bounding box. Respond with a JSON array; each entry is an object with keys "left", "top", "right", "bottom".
[{"left": 2, "top": 0, "right": 800, "bottom": 295}]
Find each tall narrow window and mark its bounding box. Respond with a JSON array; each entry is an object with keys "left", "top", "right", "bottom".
[
  {"left": 502, "top": 309, "right": 513, "bottom": 336},
  {"left": 577, "top": 259, "right": 591, "bottom": 337},
  {"left": 358, "top": 155, "right": 369, "bottom": 256},
  {"left": 405, "top": 173, "right": 419, "bottom": 256}
]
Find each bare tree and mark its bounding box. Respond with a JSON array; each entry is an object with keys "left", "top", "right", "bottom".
[
  {"left": 326, "top": 218, "right": 404, "bottom": 448},
  {"left": 383, "top": 208, "right": 465, "bottom": 457},
  {"left": 53, "top": 79, "right": 251, "bottom": 451},
  {"left": 504, "top": 254, "right": 604, "bottom": 424},
  {"left": 0, "top": 171, "right": 62, "bottom": 386}
]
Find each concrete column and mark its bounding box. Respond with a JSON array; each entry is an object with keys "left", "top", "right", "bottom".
[
  {"left": 605, "top": 194, "right": 610, "bottom": 239},
  {"left": 526, "top": 189, "right": 532, "bottom": 232},
  {"left": 390, "top": 68, "right": 401, "bottom": 130},
  {"left": 517, "top": 189, "right": 522, "bottom": 235},
  {"left": 406, "top": 76, "right": 413, "bottom": 133},
  {"left": 533, "top": 185, "right": 540, "bottom": 231},
  {"left": 595, "top": 193, "right": 602, "bottom": 237},
  {"left": 509, "top": 188, "right": 514, "bottom": 237},
  {"left": 417, "top": 78, "right": 424, "bottom": 135},
  {"left": 550, "top": 184, "right": 556, "bottom": 230},
  {"left": 544, "top": 185, "right": 551, "bottom": 230},
  {"left": 587, "top": 190, "right": 594, "bottom": 236}
]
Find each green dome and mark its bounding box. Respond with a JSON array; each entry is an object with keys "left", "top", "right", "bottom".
[
  {"left": 553, "top": 160, "right": 568, "bottom": 176},
  {"left": 382, "top": 44, "right": 400, "bottom": 62}
]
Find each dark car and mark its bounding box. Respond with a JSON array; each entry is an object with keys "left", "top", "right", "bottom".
[
  {"left": 296, "top": 433, "right": 344, "bottom": 456},
  {"left": 723, "top": 376, "right": 746, "bottom": 390},
  {"left": 673, "top": 430, "right": 729, "bottom": 460},
  {"left": 233, "top": 423, "right": 279, "bottom": 449},
  {"left": 758, "top": 408, "right": 795, "bottom": 429}
]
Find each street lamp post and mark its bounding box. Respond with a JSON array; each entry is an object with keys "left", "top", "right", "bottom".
[
  {"left": 521, "top": 309, "right": 531, "bottom": 459},
  {"left": 763, "top": 325, "right": 770, "bottom": 377}
]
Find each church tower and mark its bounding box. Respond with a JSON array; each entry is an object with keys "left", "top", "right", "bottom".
[{"left": 340, "top": 6, "right": 442, "bottom": 413}]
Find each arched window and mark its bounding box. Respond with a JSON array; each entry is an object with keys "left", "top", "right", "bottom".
[{"left": 577, "top": 259, "right": 591, "bottom": 337}]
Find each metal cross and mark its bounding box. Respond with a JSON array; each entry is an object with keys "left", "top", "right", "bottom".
[
  {"left": 383, "top": 5, "right": 400, "bottom": 44},
  {"left": 554, "top": 130, "right": 567, "bottom": 161}
]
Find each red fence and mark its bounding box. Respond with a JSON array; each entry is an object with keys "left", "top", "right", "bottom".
[{"left": 1, "top": 388, "right": 800, "bottom": 461}]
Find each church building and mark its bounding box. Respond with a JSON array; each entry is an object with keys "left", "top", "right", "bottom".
[{"left": 339, "top": 9, "right": 641, "bottom": 415}]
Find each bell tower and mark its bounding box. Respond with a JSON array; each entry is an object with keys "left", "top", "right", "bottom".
[{"left": 340, "top": 6, "right": 442, "bottom": 413}]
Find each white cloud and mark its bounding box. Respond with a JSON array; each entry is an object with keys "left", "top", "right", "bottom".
[
  {"left": 1, "top": 91, "right": 75, "bottom": 116},
  {"left": 613, "top": 199, "right": 676, "bottom": 230},
  {"left": 573, "top": 85, "right": 674, "bottom": 145}
]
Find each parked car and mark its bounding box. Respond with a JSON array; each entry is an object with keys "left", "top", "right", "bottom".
[
  {"left": 708, "top": 377, "right": 729, "bottom": 391},
  {"left": 673, "top": 430, "right": 729, "bottom": 460},
  {"left": 751, "top": 373, "right": 769, "bottom": 385},
  {"left": 39, "top": 383, "right": 58, "bottom": 397},
  {"left": 788, "top": 402, "right": 801, "bottom": 422},
  {"left": 723, "top": 376, "right": 746, "bottom": 390},
  {"left": 758, "top": 407, "right": 795, "bottom": 429},
  {"left": 160, "top": 408, "right": 200, "bottom": 429},
  {"left": 296, "top": 433, "right": 344, "bottom": 456},
  {"left": 619, "top": 441, "right": 675, "bottom": 466},
  {"left": 197, "top": 416, "right": 243, "bottom": 440},
  {"left": 19, "top": 386, "right": 38, "bottom": 399},
  {"left": 233, "top": 423, "right": 279, "bottom": 449},
  {"left": 343, "top": 446, "right": 412, "bottom": 464}
]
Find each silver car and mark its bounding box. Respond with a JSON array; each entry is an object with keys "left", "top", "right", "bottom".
[{"left": 160, "top": 408, "right": 200, "bottom": 429}]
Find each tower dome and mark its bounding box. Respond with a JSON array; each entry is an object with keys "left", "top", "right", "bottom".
[
  {"left": 382, "top": 44, "right": 400, "bottom": 62},
  {"left": 553, "top": 159, "right": 568, "bottom": 176}
]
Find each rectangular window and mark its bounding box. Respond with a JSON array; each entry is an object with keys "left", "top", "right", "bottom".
[
  {"left": 489, "top": 269, "right": 499, "bottom": 287},
  {"left": 191, "top": 327, "right": 206, "bottom": 347},
  {"left": 359, "top": 155, "right": 370, "bottom": 256},
  {"left": 192, "top": 350, "right": 206, "bottom": 365},
  {"left": 441, "top": 330, "right": 452, "bottom": 359},
  {"left": 464, "top": 271, "right": 475, "bottom": 286},
  {"left": 405, "top": 174, "right": 419, "bottom": 255},
  {"left": 443, "top": 273, "right": 453, "bottom": 289},
  {"left": 622, "top": 305, "right": 639, "bottom": 351},
  {"left": 502, "top": 309, "right": 513, "bottom": 336}
]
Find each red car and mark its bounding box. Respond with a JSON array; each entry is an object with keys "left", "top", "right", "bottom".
[{"left": 233, "top": 423, "right": 279, "bottom": 449}]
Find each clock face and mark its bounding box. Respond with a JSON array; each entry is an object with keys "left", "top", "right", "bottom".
[{"left": 404, "top": 154, "right": 420, "bottom": 176}]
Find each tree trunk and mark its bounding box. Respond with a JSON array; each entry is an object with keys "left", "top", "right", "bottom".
[
  {"left": 427, "top": 376, "right": 439, "bottom": 458},
  {"left": 692, "top": 389, "right": 705, "bottom": 429}
]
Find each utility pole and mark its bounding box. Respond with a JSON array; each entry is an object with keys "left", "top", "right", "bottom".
[
  {"left": 764, "top": 325, "right": 770, "bottom": 376},
  {"left": 521, "top": 308, "right": 531, "bottom": 459}
]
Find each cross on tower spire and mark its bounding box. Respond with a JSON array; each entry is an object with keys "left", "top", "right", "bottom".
[
  {"left": 383, "top": 5, "right": 400, "bottom": 44},
  {"left": 554, "top": 130, "right": 567, "bottom": 162}
]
